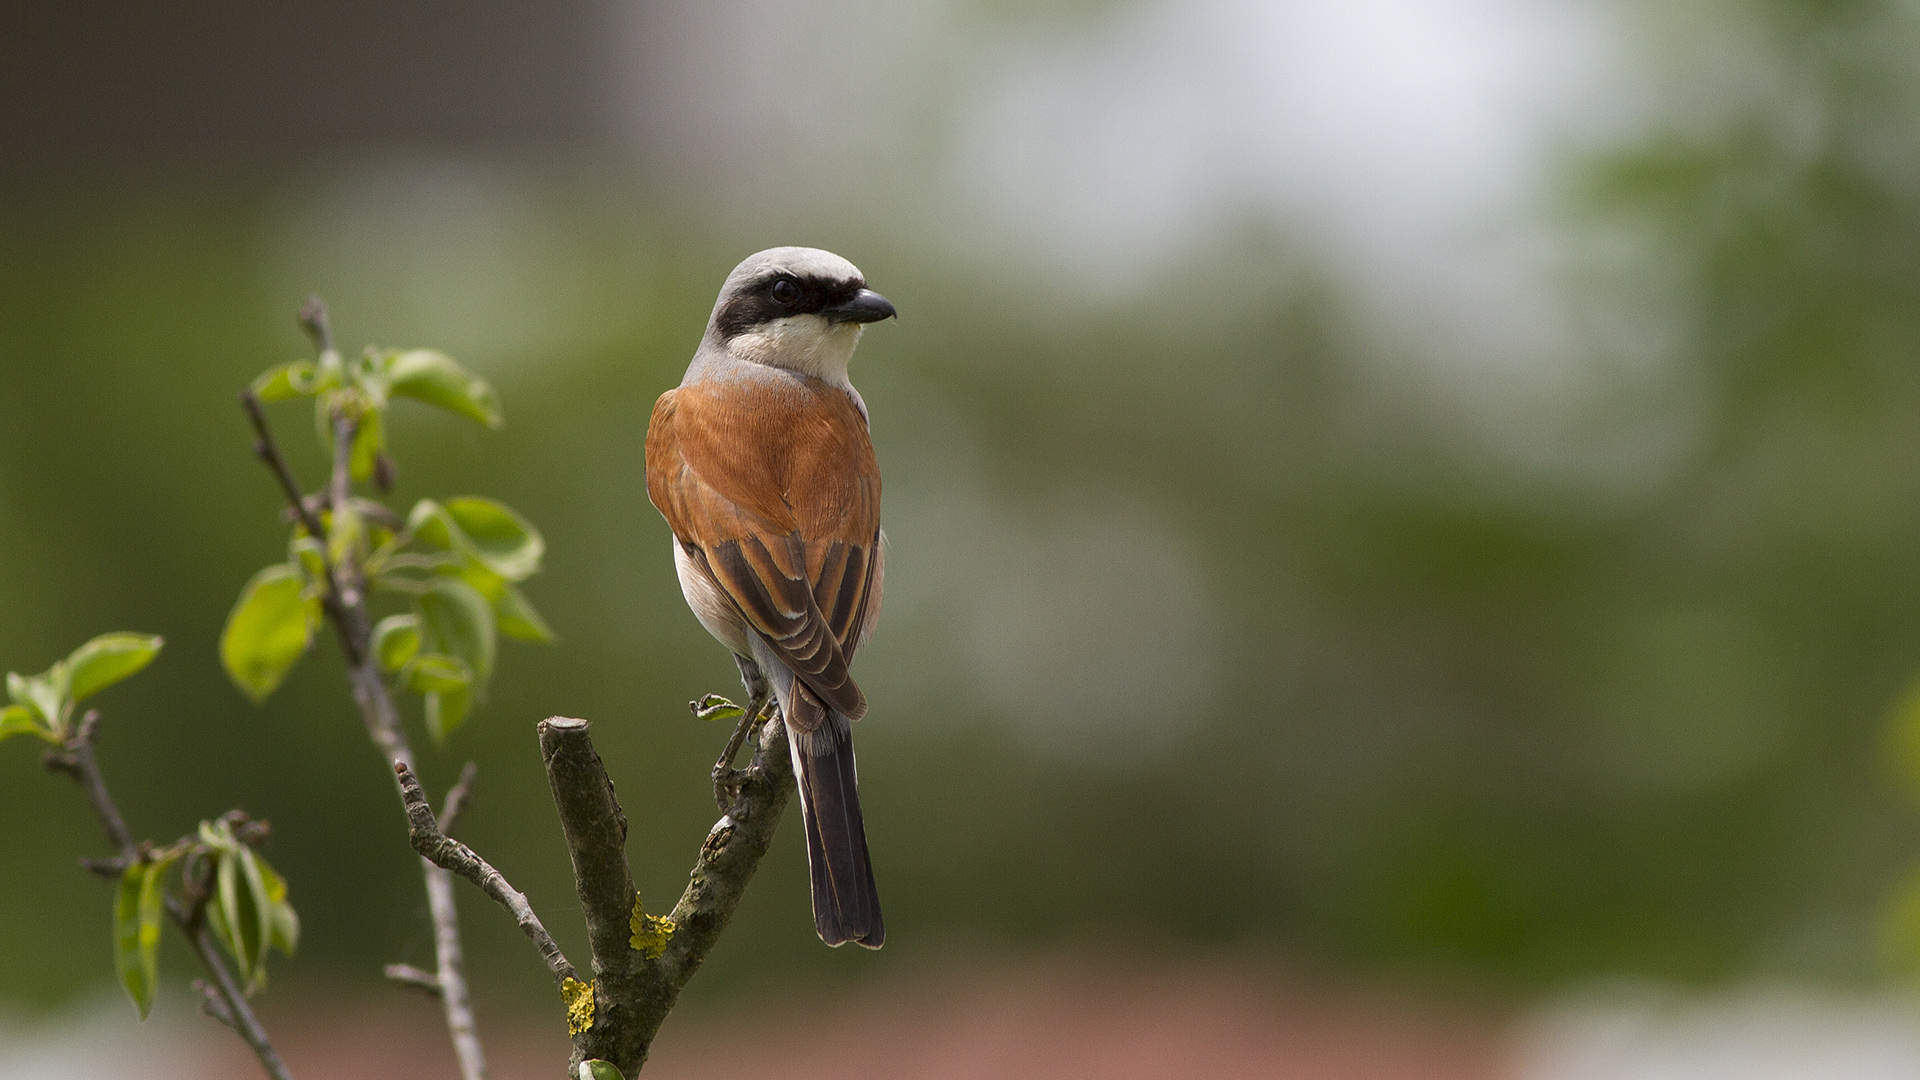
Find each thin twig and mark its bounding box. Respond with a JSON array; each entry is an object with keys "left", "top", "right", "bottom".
[
  {"left": 183, "top": 920, "right": 296, "bottom": 1080},
  {"left": 397, "top": 762, "right": 578, "bottom": 985},
  {"left": 44, "top": 710, "right": 136, "bottom": 855},
  {"left": 297, "top": 295, "right": 336, "bottom": 359},
  {"left": 440, "top": 761, "right": 480, "bottom": 838},
  {"left": 327, "top": 409, "right": 369, "bottom": 647},
  {"left": 384, "top": 963, "right": 444, "bottom": 996},
  {"left": 194, "top": 979, "right": 239, "bottom": 1031},
  {"left": 240, "top": 393, "right": 329, "bottom": 546}
]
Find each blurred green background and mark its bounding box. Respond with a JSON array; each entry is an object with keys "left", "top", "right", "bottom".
[{"left": 5, "top": 0, "right": 1920, "bottom": 1023}]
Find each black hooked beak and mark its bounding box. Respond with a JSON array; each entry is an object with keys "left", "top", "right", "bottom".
[{"left": 823, "top": 288, "right": 897, "bottom": 324}]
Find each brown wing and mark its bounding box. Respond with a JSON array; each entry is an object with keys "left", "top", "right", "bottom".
[{"left": 645, "top": 377, "right": 881, "bottom": 721}]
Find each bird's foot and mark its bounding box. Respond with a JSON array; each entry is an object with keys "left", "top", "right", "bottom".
[{"left": 709, "top": 691, "right": 767, "bottom": 811}]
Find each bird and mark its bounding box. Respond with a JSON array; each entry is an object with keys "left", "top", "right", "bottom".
[{"left": 644, "top": 247, "right": 895, "bottom": 948}]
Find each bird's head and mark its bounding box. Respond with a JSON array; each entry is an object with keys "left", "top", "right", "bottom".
[{"left": 704, "top": 247, "right": 896, "bottom": 384}]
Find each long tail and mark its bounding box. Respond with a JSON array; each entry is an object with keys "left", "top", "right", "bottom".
[{"left": 786, "top": 685, "right": 884, "bottom": 948}]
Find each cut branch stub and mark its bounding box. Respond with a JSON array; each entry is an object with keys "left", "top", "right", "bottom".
[{"left": 538, "top": 717, "right": 638, "bottom": 975}]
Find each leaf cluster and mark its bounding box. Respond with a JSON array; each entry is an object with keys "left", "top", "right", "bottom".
[
  {"left": 2, "top": 630, "right": 299, "bottom": 1023},
  {"left": 223, "top": 344, "right": 551, "bottom": 743},
  {"left": 113, "top": 815, "right": 299, "bottom": 1019},
  {"left": 1, "top": 632, "right": 162, "bottom": 744},
  {"left": 253, "top": 346, "right": 502, "bottom": 481}
]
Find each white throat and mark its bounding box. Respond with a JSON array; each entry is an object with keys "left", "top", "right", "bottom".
[{"left": 726, "top": 314, "right": 864, "bottom": 386}]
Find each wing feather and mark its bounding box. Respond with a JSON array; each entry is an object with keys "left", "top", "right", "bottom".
[{"left": 645, "top": 379, "right": 881, "bottom": 721}]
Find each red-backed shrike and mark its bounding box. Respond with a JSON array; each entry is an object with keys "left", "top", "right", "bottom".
[{"left": 645, "top": 247, "right": 895, "bottom": 948}]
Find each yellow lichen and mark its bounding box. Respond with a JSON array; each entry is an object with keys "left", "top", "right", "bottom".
[
  {"left": 630, "top": 896, "right": 676, "bottom": 959},
  {"left": 561, "top": 976, "right": 595, "bottom": 1036}
]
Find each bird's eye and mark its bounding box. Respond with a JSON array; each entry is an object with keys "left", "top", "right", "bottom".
[{"left": 771, "top": 278, "right": 801, "bottom": 305}]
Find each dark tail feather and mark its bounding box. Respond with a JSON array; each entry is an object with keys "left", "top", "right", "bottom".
[{"left": 792, "top": 720, "right": 884, "bottom": 949}]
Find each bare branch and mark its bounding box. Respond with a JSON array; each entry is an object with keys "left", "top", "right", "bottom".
[
  {"left": 240, "top": 393, "right": 329, "bottom": 547},
  {"left": 440, "top": 761, "right": 480, "bottom": 838},
  {"left": 194, "top": 979, "right": 238, "bottom": 1031},
  {"left": 297, "top": 295, "right": 336, "bottom": 359},
  {"left": 397, "top": 761, "right": 579, "bottom": 986},
  {"left": 539, "top": 718, "right": 636, "bottom": 973},
  {"left": 384, "top": 963, "right": 444, "bottom": 996},
  {"left": 183, "top": 921, "right": 296, "bottom": 1080},
  {"left": 423, "top": 864, "right": 485, "bottom": 1078},
  {"left": 43, "top": 710, "right": 135, "bottom": 855},
  {"left": 79, "top": 856, "right": 128, "bottom": 879},
  {"left": 655, "top": 713, "right": 796, "bottom": 994}
]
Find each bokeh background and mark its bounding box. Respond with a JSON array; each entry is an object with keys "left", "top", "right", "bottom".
[{"left": 8, "top": 1, "right": 1920, "bottom": 1076}]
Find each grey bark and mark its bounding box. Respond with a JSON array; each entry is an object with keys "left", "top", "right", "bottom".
[{"left": 540, "top": 712, "right": 795, "bottom": 1077}]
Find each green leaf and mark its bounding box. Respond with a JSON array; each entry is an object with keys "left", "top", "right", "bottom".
[
  {"left": 221, "top": 565, "right": 319, "bottom": 703},
  {"left": 443, "top": 498, "right": 543, "bottom": 580},
  {"left": 290, "top": 534, "right": 326, "bottom": 584},
  {"left": 408, "top": 499, "right": 451, "bottom": 547},
  {"left": 348, "top": 349, "right": 391, "bottom": 410},
  {"left": 67, "top": 633, "right": 164, "bottom": 703},
  {"left": 495, "top": 582, "right": 556, "bottom": 643},
  {"left": 372, "top": 615, "right": 421, "bottom": 672},
  {"left": 211, "top": 847, "right": 271, "bottom": 994},
  {"left": 418, "top": 577, "right": 496, "bottom": 687},
  {"left": 238, "top": 847, "right": 274, "bottom": 987},
  {"left": 424, "top": 683, "right": 473, "bottom": 746},
  {"left": 0, "top": 704, "right": 49, "bottom": 743},
  {"left": 115, "top": 853, "right": 180, "bottom": 1020},
  {"left": 259, "top": 859, "right": 299, "bottom": 957},
  {"left": 407, "top": 654, "right": 474, "bottom": 745},
  {"left": 691, "top": 694, "right": 745, "bottom": 722},
  {"left": 406, "top": 654, "right": 472, "bottom": 695},
  {"left": 199, "top": 818, "right": 236, "bottom": 853},
  {"left": 384, "top": 349, "right": 503, "bottom": 429},
  {"left": 348, "top": 406, "right": 384, "bottom": 483},
  {"left": 9, "top": 667, "right": 69, "bottom": 735},
  {"left": 405, "top": 653, "right": 472, "bottom": 745},
  {"left": 579, "top": 1062, "right": 626, "bottom": 1080},
  {"left": 408, "top": 498, "right": 544, "bottom": 582},
  {"left": 250, "top": 361, "right": 318, "bottom": 401},
  {"left": 114, "top": 863, "right": 155, "bottom": 1019}
]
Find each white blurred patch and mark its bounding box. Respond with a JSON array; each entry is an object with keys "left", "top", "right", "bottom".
[
  {"left": 0, "top": 991, "right": 223, "bottom": 1080},
  {"left": 607, "top": 0, "right": 1621, "bottom": 284},
  {"left": 601, "top": 0, "right": 1660, "bottom": 484},
  {"left": 949, "top": 0, "right": 1613, "bottom": 282},
  {"left": 1512, "top": 986, "right": 1920, "bottom": 1080}
]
